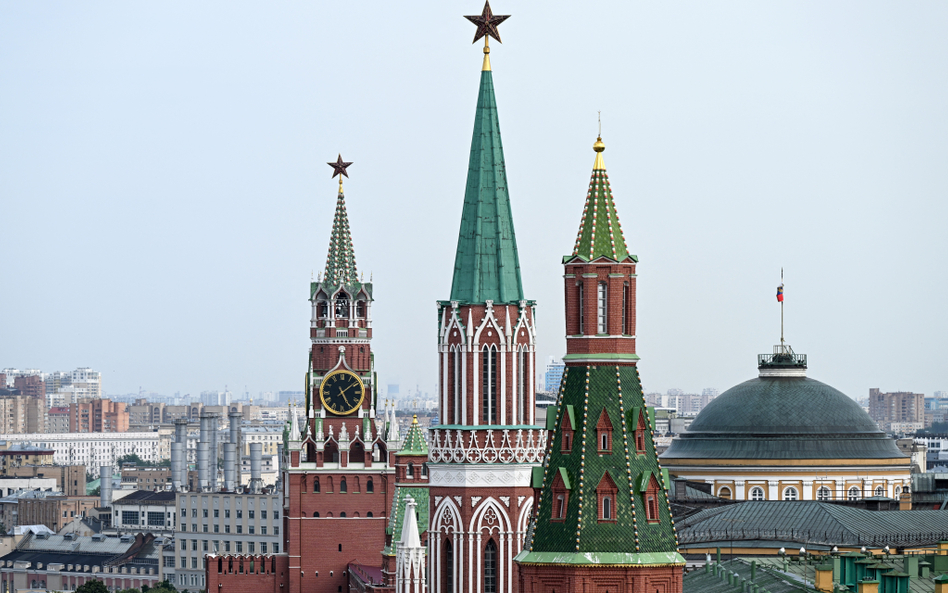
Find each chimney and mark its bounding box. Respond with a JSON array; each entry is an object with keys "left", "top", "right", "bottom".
[
  {"left": 223, "top": 443, "right": 236, "bottom": 492},
  {"left": 229, "top": 411, "right": 242, "bottom": 491},
  {"left": 209, "top": 413, "right": 219, "bottom": 491},
  {"left": 197, "top": 442, "right": 209, "bottom": 492},
  {"left": 249, "top": 443, "right": 263, "bottom": 494},
  {"left": 99, "top": 466, "right": 112, "bottom": 508},
  {"left": 170, "top": 442, "right": 184, "bottom": 492}
]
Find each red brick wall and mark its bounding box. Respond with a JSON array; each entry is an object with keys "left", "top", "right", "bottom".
[
  {"left": 564, "top": 260, "right": 637, "bottom": 364},
  {"left": 519, "top": 563, "right": 682, "bottom": 593},
  {"left": 206, "top": 553, "right": 290, "bottom": 593}
]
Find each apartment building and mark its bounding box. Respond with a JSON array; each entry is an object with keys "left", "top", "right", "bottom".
[{"left": 69, "top": 399, "right": 129, "bottom": 433}]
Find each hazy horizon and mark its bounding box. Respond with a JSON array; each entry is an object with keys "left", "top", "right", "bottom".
[{"left": 2, "top": 2, "right": 946, "bottom": 403}]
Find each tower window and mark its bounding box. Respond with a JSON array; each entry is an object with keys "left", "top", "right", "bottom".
[
  {"left": 407, "top": 462, "right": 414, "bottom": 480},
  {"left": 335, "top": 293, "right": 350, "bottom": 318},
  {"left": 596, "top": 409, "right": 613, "bottom": 454},
  {"left": 453, "top": 348, "right": 461, "bottom": 424},
  {"left": 596, "top": 472, "right": 618, "bottom": 523},
  {"left": 314, "top": 478, "right": 320, "bottom": 493},
  {"left": 340, "top": 478, "right": 347, "bottom": 493},
  {"left": 646, "top": 495, "right": 658, "bottom": 521},
  {"left": 597, "top": 282, "right": 608, "bottom": 334},
  {"left": 482, "top": 346, "right": 498, "bottom": 424},
  {"left": 366, "top": 479, "right": 373, "bottom": 493},
  {"left": 622, "top": 282, "right": 630, "bottom": 335},
  {"left": 577, "top": 282, "right": 584, "bottom": 334},
  {"left": 602, "top": 496, "right": 612, "bottom": 520},
  {"left": 517, "top": 347, "right": 526, "bottom": 424},
  {"left": 550, "top": 470, "right": 569, "bottom": 523},
  {"left": 483, "top": 539, "right": 497, "bottom": 593},
  {"left": 443, "top": 539, "right": 454, "bottom": 593}
]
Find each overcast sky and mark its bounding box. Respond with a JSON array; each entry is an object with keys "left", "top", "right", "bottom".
[{"left": 2, "top": 2, "right": 946, "bottom": 402}]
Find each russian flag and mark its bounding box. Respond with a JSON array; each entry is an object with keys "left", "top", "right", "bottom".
[{"left": 776, "top": 283, "right": 784, "bottom": 302}]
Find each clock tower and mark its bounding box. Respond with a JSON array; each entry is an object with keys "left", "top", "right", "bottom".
[{"left": 282, "top": 158, "right": 399, "bottom": 593}]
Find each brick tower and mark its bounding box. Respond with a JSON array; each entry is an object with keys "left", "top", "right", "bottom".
[
  {"left": 515, "top": 137, "right": 684, "bottom": 593},
  {"left": 283, "top": 163, "right": 398, "bottom": 593},
  {"left": 428, "top": 6, "right": 544, "bottom": 593}
]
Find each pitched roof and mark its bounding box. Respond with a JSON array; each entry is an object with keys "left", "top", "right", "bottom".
[
  {"left": 677, "top": 501, "right": 948, "bottom": 548},
  {"left": 569, "top": 137, "right": 634, "bottom": 263},
  {"left": 398, "top": 416, "right": 428, "bottom": 456},
  {"left": 517, "top": 365, "right": 683, "bottom": 566},
  {"left": 449, "top": 69, "right": 524, "bottom": 304},
  {"left": 323, "top": 186, "right": 358, "bottom": 286}
]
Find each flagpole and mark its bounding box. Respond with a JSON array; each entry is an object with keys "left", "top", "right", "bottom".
[{"left": 780, "top": 268, "right": 784, "bottom": 351}]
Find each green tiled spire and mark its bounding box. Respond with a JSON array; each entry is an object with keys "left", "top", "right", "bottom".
[
  {"left": 571, "top": 137, "right": 631, "bottom": 262},
  {"left": 324, "top": 186, "right": 358, "bottom": 286},
  {"left": 399, "top": 415, "right": 429, "bottom": 456},
  {"left": 516, "top": 365, "right": 684, "bottom": 566},
  {"left": 449, "top": 69, "right": 524, "bottom": 304}
]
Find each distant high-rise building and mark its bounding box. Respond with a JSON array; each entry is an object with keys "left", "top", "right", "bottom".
[
  {"left": 13, "top": 375, "right": 45, "bottom": 399},
  {"left": 0, "top": 395, "right": 46, "bottom": 433},
  {"left": 543, "top": 356, "right": 565, "bottom": 392},
  {"left": 68, "top": 398, "right": 129, "bottom": 433},
  {"left": 869, "top": 388, "right": 924, "bottom": 433}
]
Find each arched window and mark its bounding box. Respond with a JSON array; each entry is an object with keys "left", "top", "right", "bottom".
[
  {"left": 313, "top": 512, "right": 319, "bottom": 517},
  {"left": 318, "top": 300, "right": 329, "bottom": 319},
  {"left": 356, "top": 300, "right": 366, "bottom": 319},
  {"left": 874, "top": 486, "right": 884, "bottom": 497},
  {"left": 482, "top": 345, "right": 498, "bottom": 424},
  {"left": 406, "top": 462, "right": 414, "bottom": 480},
  {"left": 555, "top": 494, "right": 566, "bottom": 519},
  {"left": 340, "top": 512, "right": 346, "bottom": 517},
  {"left": 335, "top": 292, "right": 350, "bottom": 318},
  {"left": 483, "top": 539, "right": 497, "bottom": 593},
  {"left": 314, "top": 478, "right": 320, "bottom": 493},
  {"left": 817, "top": 487, "right": 831, "bottom": 501},
  {"left": 783, "top": 487, "right": 798, "bottom": 501},
  {"left": 597, "top": 282, "right": 608, "bottom": 333},
  {"left": 577, "top": 281, "right": 584, "bottom": 334},
  {"left": 366, "top": 479, "right": 374, "bottom": 493},
  {"left": 602, "top": 496, "right": 612, "bottom": 520},
  {"left": 443, "top": 539, "right": 454, "bottom": 593},
  {"left": 895, "top": 486, "right": 902, "bottom": 496},
  {"left": 340, "top": 478, "right": 347, "bottom": 493},
  {"left": 516, "top": 347, "right": 527, "bottom": 424},
  {"left": 367, "top": 512, "right": 373, "bottom": 517},
  {"left": 718, "top": 487, "right": 732, "bottom": 500},
  {"left": 750, "top": 487, "right": 765, "bottom": 501},
  {"left": 848, "top": 486, "right": 861, "bottom": 501},
  {"left": 646, "top": 494, "right": 658, "bottom": 522}
]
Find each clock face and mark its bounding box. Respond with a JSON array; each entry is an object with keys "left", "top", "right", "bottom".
[{"left": 319, "top": 370, "right": 366, "bottom": 416}]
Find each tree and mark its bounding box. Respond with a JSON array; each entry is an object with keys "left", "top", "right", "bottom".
[{"left": 76, "top": 580, "right": 109, "bottom": 593}]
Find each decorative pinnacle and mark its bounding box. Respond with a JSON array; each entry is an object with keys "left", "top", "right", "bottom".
[
  {"left": 465, "top": 1, "right": 510, "bottom": 71},
  {"left": 593, "top": 134, "right": 605, "bottom": 170}
]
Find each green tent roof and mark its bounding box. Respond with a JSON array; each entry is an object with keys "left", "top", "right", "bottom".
[
  {"left": 449, "top": 69, "right": 524, "bottom": 304},
  {"left": 518, "top": 365, "right": 683, "bottom": 566},
  {"left": 398, "top": 416, "right": 429, "bottom": 456},
  {"left": 324, "top": 186, "right": 358, "bottom": 286},
  {"left": 570, "top": 138, "right": 632, "bottom": 262}
]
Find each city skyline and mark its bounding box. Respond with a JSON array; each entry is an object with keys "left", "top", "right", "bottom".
[{"left": 2, "top": 3, "right": 946, "bottom": 401}]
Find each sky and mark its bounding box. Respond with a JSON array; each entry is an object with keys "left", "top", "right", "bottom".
[{"left": 2, "top": 2, "right": 947, "bottom": 402}]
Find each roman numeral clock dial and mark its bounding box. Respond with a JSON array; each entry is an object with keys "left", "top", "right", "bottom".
[{"left": 319, "top": 370, "right": 366, "bottom": 416}]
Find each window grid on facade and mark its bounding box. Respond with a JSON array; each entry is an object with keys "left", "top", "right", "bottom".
[
  {"left": 783, "top": 487, "right": 798, "bottom": 501},
  {"left": 750, "top": 487, "right": 765, "bottom": 501}
]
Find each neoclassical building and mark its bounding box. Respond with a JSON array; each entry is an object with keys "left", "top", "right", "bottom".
[{"left": 660, "top": 347, "right": 912, "bottom": 502}]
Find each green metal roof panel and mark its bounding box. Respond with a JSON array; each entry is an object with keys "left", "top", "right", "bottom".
[
  {"left": 398, "top": 417, "right": 429, "bottom": 456},
  {"left": 531, "top": 466, "right": 544, "bottom": 489},
  {"left": 558, "top": 467, "right": 572, "bottom": 491},
  {"left": 571, "top": 150, "right": 631, "bottom": 262},
  {"left": 383, "top": 486, "right": 428, "bottom": 556},
  {"left": 449, "top": 69, "right": 525, "bottom": 304},
  {"left": 525, "top": 365, "right": 679, "bottom": 560}
]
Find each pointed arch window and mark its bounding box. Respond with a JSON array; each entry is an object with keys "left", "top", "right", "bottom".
[
  {"left": 517, "top": 347, "right": 526, "bottom": 424},
  {"left": 356, "top": 299, "right": 366, "bottom": 319},
  {"left": 597, "top": 282, "right": 608, "bottom": 334},
  {"left": 482, "top": 345, "right": 498, "bottom": 424},
  {"left": 550, "top": 469, "right": 570, "bottom": 523},
  {"left": 452, "top": 347, "right": 461, "bottom": 424},
  {"left": 641, "top": 473, "right": 661, "bottom": 524},
  {"left": 318, "top": 299, "right": 329, "bottom": 319},
  {"left": 596, "top": 472, "right": 619, "bottom": 523},
  {"left": 577, "top": 282, "right": 584, "bottom": 335},
  {"left": 443, "top": 539, "right": 454, "bottom": 593},
  {"left": 596, "top": 409, "right": 613, "bottom": 454},
  {"left": 483, "top": 539, "right": 497, "bottom": 593},
  {"left": 335, "top": 292, "right": 350, "bottom": 318},
  {"left": 632, "top": 407, "right": 648, "bottom": 454}
]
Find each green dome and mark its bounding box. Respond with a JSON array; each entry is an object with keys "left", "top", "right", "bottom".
[{"left": 661, "top": 376, "right": 907, "bottom": 461}]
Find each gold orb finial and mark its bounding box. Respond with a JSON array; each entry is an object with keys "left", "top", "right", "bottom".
[{"left": 593, "top": 136, "right": 605, "bottom": 153}]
